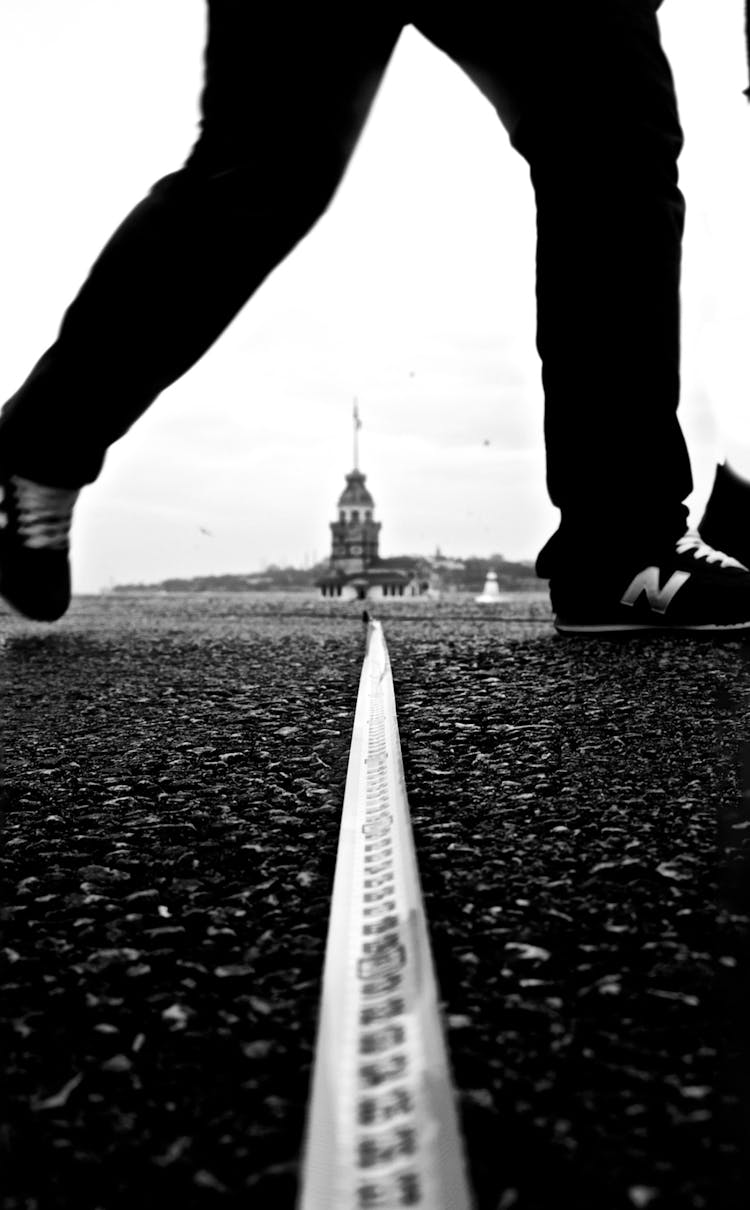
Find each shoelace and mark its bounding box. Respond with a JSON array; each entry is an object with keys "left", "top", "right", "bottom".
[
  {"left": 0, "top": 475, "right": 79, "bottom": 550},
  {"left": 675, "top": 529, "right": 747, "bottom": 570}
]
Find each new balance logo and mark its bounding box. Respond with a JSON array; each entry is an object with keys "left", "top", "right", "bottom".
[{"left": 620, "top": 567, "right": 691, "bottom": 614}]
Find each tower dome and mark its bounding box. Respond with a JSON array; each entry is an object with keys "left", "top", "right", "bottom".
[{"left": 338, "top": 469, "right": 375, "bottom": 512}]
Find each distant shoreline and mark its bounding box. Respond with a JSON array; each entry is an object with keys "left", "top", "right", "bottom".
[
  {"left": 102, "top": 557, "right": 546, "bottom": 597},
  {"left": 95, "top": 584, "right": 548, "bottom": 598}
]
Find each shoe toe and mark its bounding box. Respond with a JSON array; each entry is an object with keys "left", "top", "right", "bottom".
[{"left": 0, "top": 547, "right": 71, "bottom": 622}]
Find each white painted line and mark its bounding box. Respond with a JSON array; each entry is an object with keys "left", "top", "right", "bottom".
[{"left": 298, "top": 621, "right": 475, "bottom": 1210}]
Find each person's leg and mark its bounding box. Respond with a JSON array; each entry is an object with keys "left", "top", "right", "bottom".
[
  {"left": 0, "top": 3, "right": 403, "bottom": 489},
  {"left": 416, "top": 0, "right": 691, "bottom": 574},
  {"left": 414, "top": 2, "right": 750, "bottom": 634},
  {"left": 699, "top": 461, "right": 750, "bottom": 569},
  {"left": 0, "top": 3, "right": 403, "bottom": 620}
]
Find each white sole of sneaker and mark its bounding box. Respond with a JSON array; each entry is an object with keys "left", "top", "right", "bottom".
[{"left": 555, "top": 619, "right": 750, "bottom": 635}]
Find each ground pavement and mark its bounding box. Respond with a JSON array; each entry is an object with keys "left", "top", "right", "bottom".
[{"left": 0, "top": 593, "right": 748, "bottom": 1210}]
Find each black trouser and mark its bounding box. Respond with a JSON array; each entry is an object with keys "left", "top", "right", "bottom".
[{"left": 0, "top": 1, "right": 691, "bottom": 570}]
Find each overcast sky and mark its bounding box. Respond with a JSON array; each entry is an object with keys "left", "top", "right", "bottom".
[{"left": 1, "top": 2, "right": 749, "bottom": 591}]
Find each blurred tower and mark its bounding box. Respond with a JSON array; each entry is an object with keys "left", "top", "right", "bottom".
[
  {"left": 319, "top": 402, "right": 420, "bottom": 598},
  {"left": 329, "top": 466, "right": 381, "bottom": 574}
]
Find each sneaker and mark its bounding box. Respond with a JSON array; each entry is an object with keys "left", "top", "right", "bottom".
[
  {"left": 0, "top": 474, "right": 79, "bottom": 621},
  {"left": 550, "top": 531, "right": 750, "bottom": 635},
  {"left": 698, "top": 461, "right": 750, "bottom": 569}
]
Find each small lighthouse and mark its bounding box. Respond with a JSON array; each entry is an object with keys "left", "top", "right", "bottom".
[{"left": 476, "top": 569, "right": 502, "bottom": 603}]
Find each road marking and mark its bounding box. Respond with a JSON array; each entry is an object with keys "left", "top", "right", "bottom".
[{"left": 298, "top": 621, "right": 474, "bottom": 1210}]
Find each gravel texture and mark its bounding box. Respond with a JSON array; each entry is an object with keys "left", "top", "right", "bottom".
[{"left": 1, "top": 592, "right": 748, "bottom": 1210}]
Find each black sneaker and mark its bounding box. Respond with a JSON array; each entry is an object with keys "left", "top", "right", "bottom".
[
  {"left": 698, "top": 461, "right": 750, "bottom": 569},
  {"left": 550, "top": 531, "right": 750, "bottom": 635},
  {"left": 0, "top": 474, "right": 79, "bottom": 621}
]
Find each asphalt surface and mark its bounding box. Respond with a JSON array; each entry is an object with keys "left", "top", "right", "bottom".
[{"left": 1, "top": 592, "right": 748, "bottom": 1210}]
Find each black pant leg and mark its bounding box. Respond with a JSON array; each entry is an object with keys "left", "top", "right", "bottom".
[
  {"left": 0, "top": 5, "right": 402, "bottom": 487},
  {"left": 417, "top": 1, "right": 691, "bottom": 568}
]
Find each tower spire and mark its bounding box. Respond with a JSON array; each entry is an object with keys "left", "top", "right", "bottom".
[{"left": 353, "top": 398, "right": 362, "bottom": 470}]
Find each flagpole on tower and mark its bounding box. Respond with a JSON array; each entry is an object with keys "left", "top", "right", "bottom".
[{"left": 353, "top": 398, "right": 361, "bottom": 470}]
